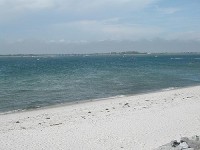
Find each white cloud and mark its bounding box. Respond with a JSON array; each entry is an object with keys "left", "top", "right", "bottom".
[
  {"left": 56, "top": 0, "right": 158, "bottom": 12},
  {"left": 0, "top": 0, "right": 159, "bottom": 25},
  {"left": 0, "top": 0, "right": 55, "bottom": 22},
  {"left": 0, "top": 0, "right": 54, "bottom": 10},
  {"left": 0, "top": 0, "right": 158, "bottom": 16},
  {"left": 50, "top": 19, "right": 163, "bottom": 40},
  {"left": 1, "top": 0, "right": 196, "bottom": 42},
  {"left": 166, "top": 31, "right": 200, "bottom": 40},
  {"left": 156, "top": 6, "right": 180, "bottom": 14}
]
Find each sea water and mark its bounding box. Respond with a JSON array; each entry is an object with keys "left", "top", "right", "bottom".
[{"left": 0, "top": 54, "right": 200, "bottom": 112}]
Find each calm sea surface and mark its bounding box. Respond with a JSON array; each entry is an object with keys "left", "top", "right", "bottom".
[{"left": 0, "top": 54, "right": 200, "bottom": 113}]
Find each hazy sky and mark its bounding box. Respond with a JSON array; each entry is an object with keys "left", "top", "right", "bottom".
[{"left": 0, "top": 0, "right": 200, "bottom": 54}]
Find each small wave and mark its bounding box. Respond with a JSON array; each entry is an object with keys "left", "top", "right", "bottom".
[
  {"left": 170, "top": 58, "right": 183, "bottom": 60},
  {"left": 162, "top": 87, "right": 177, "bottom": 91},
  {"left": 0, "top": 109, "right": 23, "bottom": 115},
  {"left": 95, "top": 95, "right": 126, "bottom": 101},
  {"left": 194, "top": 58, "right": 200, "bottom": 60},
  {"left": 25, "top": 105, "right": 41, "bottom": 110},
  {"left": 114, "top": 95, "right": 126, "bottom": 98}
]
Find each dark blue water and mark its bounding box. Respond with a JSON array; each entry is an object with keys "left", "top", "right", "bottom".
[{"left": 0, "top": 54, "right": 200, "bottom": 112}]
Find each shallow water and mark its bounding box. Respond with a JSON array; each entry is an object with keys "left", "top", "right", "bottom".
[{"left": 0, "top": 54, "right": 200, "bottom": 112}]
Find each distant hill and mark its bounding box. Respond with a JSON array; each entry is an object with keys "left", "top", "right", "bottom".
[{"left": 0, "top": 51, "right": 147, "bottom": 57}]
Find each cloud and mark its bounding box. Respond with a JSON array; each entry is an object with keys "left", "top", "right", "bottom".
[
  {"left": 56, "top": 0, "right": 158, "bottom": 12},
  {"left": 0, "top": 0, "right": 199, "bottom": 43},
  {"left": 0, "top": 0, "right": 157, "bottom": 11},
  {"left": 49, "top": 19, "right": 163, "bottom": 41},
  {"left": 0, "top": 0, "right": 158, "bottom": 22},
  {"left": 0, "top": 0, "right": 54, "bottom": 11},
  {"left": 0, "top": 0, "right": 161, "bottom": 40},
  {"left": 0, "top": 0, "right": 55, "bottom": 22},
  {"left": 156, "top": 6, "right": 180, "bottom": 14},
  {"left": 166, "top": 31, "right": 200, "bottom": 41}
]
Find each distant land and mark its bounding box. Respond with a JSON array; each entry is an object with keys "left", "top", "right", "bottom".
[{"left": 0, "top": 51, "right": 200, "bottom": 57}]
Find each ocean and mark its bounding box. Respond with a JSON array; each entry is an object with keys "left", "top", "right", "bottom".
[{"left": 0, "top": 54, "right": 200, "bottom": 113}]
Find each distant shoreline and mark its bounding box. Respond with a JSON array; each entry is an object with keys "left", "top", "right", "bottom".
[{"left": 0, "top": 51, "right": 200, "bottom": 57}]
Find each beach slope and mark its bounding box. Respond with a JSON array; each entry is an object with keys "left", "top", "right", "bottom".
[{"left": 1, "top": 86, "right": 200, "bottom": 150}]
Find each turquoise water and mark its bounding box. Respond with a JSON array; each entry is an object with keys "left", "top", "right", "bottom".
[{"left": 0, "top": 54, "right": 200, "bottom": 112}]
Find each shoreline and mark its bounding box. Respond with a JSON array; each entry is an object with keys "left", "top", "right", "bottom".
[
  {"left": 1, "top": 85, "right": 200, "bottom": 149},
  {"left": 1, "top": 83, "right": 200, "bottom": 115}
]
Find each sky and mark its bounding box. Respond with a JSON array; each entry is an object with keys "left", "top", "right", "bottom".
[{"left": 0, "top": 0, "right": 200, "bottom": 54}]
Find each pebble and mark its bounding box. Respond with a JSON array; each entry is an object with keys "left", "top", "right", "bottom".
[
  {"left": 178, "top": 142, "right": 189, "bottom": 149},
  {"left": 192, "top": 135, "right": 199, "bottom": 141},
  {"left": 171, "top": 140, "right": 179, "bottom": 147}
]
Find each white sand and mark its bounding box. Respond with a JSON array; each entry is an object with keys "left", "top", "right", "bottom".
[{"left": 1, "top": 86, "right": 200, "bottom": 150}]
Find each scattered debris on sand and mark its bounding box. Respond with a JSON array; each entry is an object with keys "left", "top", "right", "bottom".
[{"left": 156, "top": 135, "right": 200, "bottom": 150}]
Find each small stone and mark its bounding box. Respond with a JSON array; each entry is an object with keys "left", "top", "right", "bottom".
[
  {"left": 88, "top": 111, "right": 91, "bottom": 113},
  {"left": 123, "top": 103, "right": 130, "bottom": 107},
  {"left": 180, "top": 137, "right": 189, "bottom": 143},
  {"left": 16, "top": 121, "right": 20, "bottom": 123},
  {"left": 192, "top": 135, "right": 199, "bottom": 141},
  {"left": 46, "top": 117, "right": 50, "bottom": 119},
  {"left": 171, "top": 140, "right": 180, "bottom": 147},
  {"left": 105, "top": 109, "right": 109, "bottom": 110},
  {"left": 178, "top": 142, "right": 189, "bottom": 149},
  {"left": 50, "top": 123, "right": 62, "bottom": 126},
  {"left": 81, "top": 116, "right": 86, "bottom": 119}
]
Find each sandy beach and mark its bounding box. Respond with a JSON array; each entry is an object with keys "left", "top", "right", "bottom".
[{"left": 0, "top": 86, "right": 200, "bottom": 150}]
